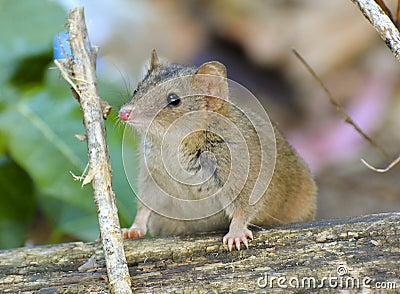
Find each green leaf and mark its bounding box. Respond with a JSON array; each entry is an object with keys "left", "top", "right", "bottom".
[
  {"left": 0, "top": 79, "right": 95, "bottom": 215},
  {"left": 9, "top": 51, "right": 54, "bottom": 88},
  {"left": 0, "top": 0, "right": 66, "bottom": 61},
  {"left": 0, "top": 156, "right": 35, "bottom": 249},
  {"left": 106, "top": 119, "right": 139, "bottom": 227},
  {"left": 0, "top": 132, "right": 6, "bottom": 155},
  {"left": 0, "top": 0, "right": 66, "bottom": 88},
  {"left": 37, "top": 193, "right": 100, "bottom": 242},
  {"left": 0, "top": 72, "right": 100, "bottom": 242},
  {"left": 0, "top": 68, "right": 141, "bottom": 242},
  {"left": 0, "top": 220, "right": 29, "bottom": 249},
  {"left": 0, "top": 1, "right": 142, "bottom": 245}
]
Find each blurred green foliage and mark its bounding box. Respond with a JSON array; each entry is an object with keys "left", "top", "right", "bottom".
[{"left": 0, "top": 0, "right": 138, "bottom": 249}]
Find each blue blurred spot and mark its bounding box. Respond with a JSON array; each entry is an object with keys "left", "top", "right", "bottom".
[{"left": 53, "top": 32, "right": 73, "bottom": 60}]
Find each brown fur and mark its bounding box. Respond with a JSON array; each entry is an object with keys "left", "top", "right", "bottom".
[{"left": 120, "top": 51, "right": 317, "bottom": 250}]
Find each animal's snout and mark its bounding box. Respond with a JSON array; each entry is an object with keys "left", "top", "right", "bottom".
[{"left": 119, "top": 109, "right": 131, "bottom": 121}]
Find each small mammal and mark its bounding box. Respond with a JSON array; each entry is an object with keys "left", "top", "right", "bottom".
[{"left": 119, "top": 50, "right": 316, "bottom": 250}]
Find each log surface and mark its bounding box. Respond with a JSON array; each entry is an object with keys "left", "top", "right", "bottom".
[{"left": 0, "top": 212, "right": 399, "bottom": 293}]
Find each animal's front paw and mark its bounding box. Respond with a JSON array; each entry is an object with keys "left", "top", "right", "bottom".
[
  {"left": 122, "top": 225, "right": 146, "bottom": 239},
  {"left": 223, "top": 227, "right": 253, "bottom": 251}
]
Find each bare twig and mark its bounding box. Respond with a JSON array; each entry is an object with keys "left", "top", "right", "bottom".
[
  {"left": 55, "top": 8, "right": 132, "bottom": 293},
  {"left": 374, "top": 0, "right": 394, "bottom": 22},
  {"left": 351, "top": 0, "right": 400, "bottom": 62},
  {"left": 361, "top": 154, "right": 400, "bottom": 172},
  {"left": 350, "top": 0, "right": 400, "bottom": 171},
  {"left": 397, "top": 0, "right": 400, "bottom": 28},
  {"left": 292, "top": 49, "right": 390, "bottom": 160}
]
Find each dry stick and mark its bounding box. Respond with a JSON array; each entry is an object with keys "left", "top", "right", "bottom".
[
  {"left": 374, "top": 0, "right": 394, "bottom": 22},
  {"left": 350, "top": 0, "right": 400, "bottom": 62},
  {"left": 350, "top": 0, "right": 400, "bottom": 171},
  {"left": 55, "top": 8, "right": 132, "bottom": 293},
  {"left": 292, "top": 49, "right": 390, "bottom": 160},
  {"left": 361, "top": 154, "right": 400, "bottom": 172},
  {"left": 397, "top": 0, "right": 400, "bottom": 28}
]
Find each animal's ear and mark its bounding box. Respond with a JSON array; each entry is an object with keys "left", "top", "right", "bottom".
[
  {"left": 196, "top": 61, "right": 227, "bottom": 78},
  {"left": 193, "top": 61, "right": 228, "bottom": 112},
  {"left": 150, "top": 49, "right": 160, "bottom": 70}
]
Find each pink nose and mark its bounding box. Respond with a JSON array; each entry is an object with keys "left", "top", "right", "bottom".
[{"left": 119, "top": 109, "right": 131, "bottom": 121}]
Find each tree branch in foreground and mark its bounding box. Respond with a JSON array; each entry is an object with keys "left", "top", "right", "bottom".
[
  {"left": 351, "top": 0, "right": 400, "bottom": 62},
  {"left": 349, "top": 0, "right": 400, "bottom": 171},
  {"left": 54, "top": 7, "right": 132, "bottom": 293}
]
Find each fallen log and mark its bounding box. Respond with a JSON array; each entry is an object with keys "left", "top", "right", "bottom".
[{"left": 0, "top": 212, "right": 399, "bottom": 293}]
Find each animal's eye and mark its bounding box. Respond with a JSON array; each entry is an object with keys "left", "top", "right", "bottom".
[
  {"left": 167, "top": 93, "right": 181, "bottom": 107},
  {"left": 133, "top": 88, "right": 139, "bottom": 96}
]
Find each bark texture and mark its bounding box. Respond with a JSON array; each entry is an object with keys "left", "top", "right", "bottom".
[
  {"left": 351, "top": 0, "right": 400, "bottom": 62},
  {"left": 54, "top": 8, "right": 131, "bottom": 293},
  {"left": 0, "top": 212, "right": 399, "bottom": 293}
]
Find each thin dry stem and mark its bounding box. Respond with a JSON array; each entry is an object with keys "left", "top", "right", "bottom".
[
  {"left": 292, "top": 49, "right": 390, "bottom": 160},
  {"left": 375, "top": 0, "right": 394, "bottom": 21},
  {"left": 361, "top": 154, "right": 400, "bottom": 172},
  {"left": 396, "top": 0, "right": 400, "bottom": 27},
  {"left": 55, "top": 7, "right": 132, "bottom": 293},
  {"left": 351, "top": 0, "right": 400, "bottom": 62},
  {"left": 54, "top": 60, "right": 79, "bottom": 94}
]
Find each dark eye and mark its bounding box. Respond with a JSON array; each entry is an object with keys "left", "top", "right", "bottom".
[
  {"left": 167, "top": 93, "right": 181, "bottom": 107},
  {"left": 133, "top": 88, "right": 139, "bottom": 96}
]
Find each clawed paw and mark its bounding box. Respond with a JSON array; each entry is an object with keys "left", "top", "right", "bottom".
[
  {"left": 122, "top": 226, "right": 146, "bottom": 239},
  {"left": 223, "top": 228, "right": 253, "bottom": 251}
]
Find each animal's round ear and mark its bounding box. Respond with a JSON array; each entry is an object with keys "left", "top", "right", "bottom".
[
  {"left": 196, "top": 61, "right": 227, "bottom": 78},
  {"left": 193, "top": 61, "right": 228, "bottom": 112},
  {"left": 150, "top": 49, "right": 160, "bottom": 70}
]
